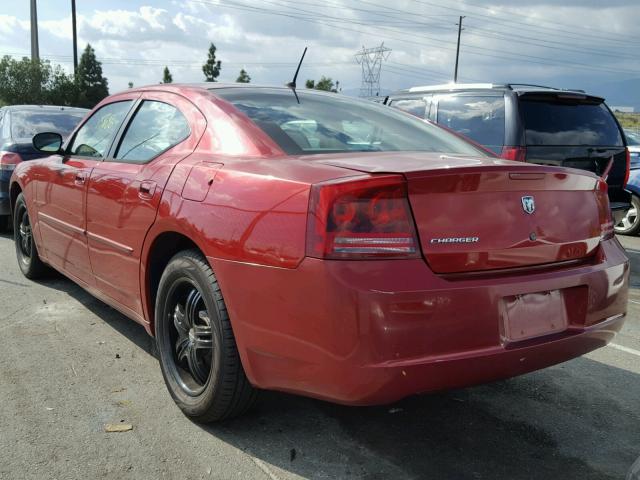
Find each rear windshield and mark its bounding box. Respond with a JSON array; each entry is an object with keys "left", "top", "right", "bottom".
[
  {"left": 520, "top": 100, "right": 622, "bottom": 146},
  {"left": 215, "top": 89, "right": 485, "bottom": 157},
  {"left": 11, "top": 110, "right": 86, "bottom": 140},
  {"left": 436, "top": 95, "right": 505, "bottom": 154}
]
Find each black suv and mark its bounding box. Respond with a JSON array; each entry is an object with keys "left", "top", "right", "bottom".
[{"left": 383, "top": 83, "right": 631, "bottom": 219}]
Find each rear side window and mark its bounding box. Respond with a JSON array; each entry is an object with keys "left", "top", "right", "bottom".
[
  {"left": 520, "top": 100, "right": 623, "bottom": 146},
  {"left": 624, "top": 130, "right": 640, "bottom": 146},
  {"left": 69, "top": 101, "right": 133, "bottom": 158},
  {"left": 389, "top": 98, "right": 427, "bottom": 118},
  {"left": 436, "top": 95, "right": 505, "bottom": 153},
  {"left": 115, "top": 101, "right": 190, "bottom": 163}
]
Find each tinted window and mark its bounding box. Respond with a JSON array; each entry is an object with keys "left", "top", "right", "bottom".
[
  {"left": 115, "top": 101, "right": 190, "bottom": 163},
  {"left": 436, "top": 95, "right": 505, "bottom": 153},
  {"left": 69, "top": 101, "right": 132, "bottom": 158},
  {"left": 521, "top": 100, "right": 623, "bottom": 146},
  {"left": 217, "top": 89, "right": 484, "bottom": 156},
  {"left": 625, "top": 130, "right": 640, "bottom": 146},
  {"left": 11, "top": 110, "right": 86, "bottom": 140},
  {"left": 390, "top": 98, "right": 427, "bottom": 118}
]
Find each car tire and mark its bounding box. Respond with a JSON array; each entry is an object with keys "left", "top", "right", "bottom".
[
  {"left": 13, "top": 193, "right": 47, "bottom": 279},
  {"left": 155, "top": 249, "right": 258, "bottom": 422},
  {"left": 614, "top": 195, "right": 640, "bottom": 236}
]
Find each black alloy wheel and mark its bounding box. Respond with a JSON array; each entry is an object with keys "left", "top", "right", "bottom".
[
  {"left": 13, "top": 193, "right": 46, "bottom": 279},
  {"left": 155, "top": 250, "right": 257, "bottom": 422}
]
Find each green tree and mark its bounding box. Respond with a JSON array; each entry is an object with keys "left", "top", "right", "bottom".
[
  {"left": 0, "top": 56, "right": 48, "bottom": 104},
  {"left": 162, "top": 66, "right": 173, "bottom": 84},
  {"left": 76, "top": 44, "right": 109, "bottom": 108},
  {"left": 236, "top": 68, "right": 250, "bottom": 83},
  {"left": 46, "top": 65, "right": 78, "bottom": 105},
  {"left": 305, "top": 76, "right": 338, "bottom": 92},
  {"left": 0, "top": 56, "right": 77, "bottom": 106},
  {"left": 128, "top": 81, "right": 134, "bottom": 89},
  {"left": 202, "top": 43, "right": 221, "bottom": 82}
]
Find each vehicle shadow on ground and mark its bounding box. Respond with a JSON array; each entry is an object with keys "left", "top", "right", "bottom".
[
  {"left": 31, "top": 271, "right": 640, "bottom": 480},
  {"left": 33, "top": 270, "right": 157, "bottom": 357},
  {"left": 202, "top": 359, "right": 640, "bottom": 480}
]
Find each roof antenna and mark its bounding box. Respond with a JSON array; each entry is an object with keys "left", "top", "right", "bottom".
[{"left": 286, "top": 46, "right": 307, "bottom": 104}]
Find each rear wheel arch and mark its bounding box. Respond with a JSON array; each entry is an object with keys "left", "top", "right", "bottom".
[{"left": 143, "top": 230, "right": 208, "bottom": 333}]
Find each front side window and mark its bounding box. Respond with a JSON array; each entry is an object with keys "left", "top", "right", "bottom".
[
  {"left": 216, "top": 89, "right": 485, "bottom": 157},
  {"left": 436, "top": 95, "right": 506, "bottom": 153},
  {"left": 69, "top": 101, "right": 133, "bottom": 158},
  {"left": 624, "top": 130, "right": 639, "bottom": 146},
  {"left": 115, "top": 101, "right": 190, "bottom": 163}
]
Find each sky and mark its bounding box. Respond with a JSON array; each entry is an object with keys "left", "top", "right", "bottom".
[{"left": 0, "top": 0, "right": 639, "bottom": 104}]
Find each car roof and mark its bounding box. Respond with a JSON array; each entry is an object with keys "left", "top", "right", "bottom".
[
  {"left": 124, "top": 82, "right": 342, "bottom": 98},
  {"left": 2, "top": 105, "right": 89, "bottom": 113}
]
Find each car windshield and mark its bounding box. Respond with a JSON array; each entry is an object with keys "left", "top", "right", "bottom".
[
  {"left": 215, "top": 88, "right": 486, "bottom": 156},
  {"left": 11, "top": 110, "right": 86, "bottom": 140},
  {"left": 625, "top": 130, "right": 640, "bottom": 146}
]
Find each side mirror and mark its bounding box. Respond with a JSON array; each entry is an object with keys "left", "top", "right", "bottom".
[{"left": 33, "top": 132, "right": 63, "bottom": 154}]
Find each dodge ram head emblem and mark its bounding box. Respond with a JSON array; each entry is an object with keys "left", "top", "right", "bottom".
[{"left": 521, "top": 196, "right": 535, "bottom": 214}]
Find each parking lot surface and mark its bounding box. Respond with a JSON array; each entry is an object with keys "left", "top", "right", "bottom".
[{"left": 1, "top": 231, "right": 639, "bottom": 480}]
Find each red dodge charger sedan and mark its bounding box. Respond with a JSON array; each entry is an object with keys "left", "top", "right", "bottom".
[{"left": 10, "top": 84, "right": 629, "bottom": 422}]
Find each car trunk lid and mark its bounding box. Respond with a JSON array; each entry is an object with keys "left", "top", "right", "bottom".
[{"left": 313, "top": 152, "right": 603, "bottom": 274}]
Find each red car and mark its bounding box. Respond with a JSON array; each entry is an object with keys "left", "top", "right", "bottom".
[{"left": 10, "top": 84, "right": 629, "bottom": 422}]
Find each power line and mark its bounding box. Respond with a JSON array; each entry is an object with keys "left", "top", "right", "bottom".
[
  {"left": 463, "top": 24, "right": 638, "bottom": 61},
  {"left": 436, "top": 0, "right": 640, "bottom": 44},
  {"left": 194, "top": 0, "right": 639, "bottom": 76},
  {"left": 407, "top": 0, "right": 640, "bottom": 47}
]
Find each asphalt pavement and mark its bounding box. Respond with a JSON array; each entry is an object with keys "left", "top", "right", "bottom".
[{"left": 0, "top": 231, "right": 639, "bottom": 480}]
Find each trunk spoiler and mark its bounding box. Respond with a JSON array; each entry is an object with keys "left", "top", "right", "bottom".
[{"left": 518, "top": 91, "right": 604, "bottom": 105}]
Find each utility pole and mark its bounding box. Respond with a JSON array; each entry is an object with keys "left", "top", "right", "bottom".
[
  {"left": 72, "top": 0, "right": 78, "bottom": 75},
  {"left": 30, "top": 0, "right": 39, "bottom": 61},
  {"left": 454, "top": 15, "right": 465, "bottom": 83}
]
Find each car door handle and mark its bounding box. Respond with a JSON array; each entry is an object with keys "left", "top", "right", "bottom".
[
  {"left": 139, "top": 181, "right": 156, "bottom": 199},
  {"left": 75, "top": 172, "right": 88, "bottom": 185}
]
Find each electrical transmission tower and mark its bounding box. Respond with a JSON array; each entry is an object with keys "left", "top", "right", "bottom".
[{"left": 355, "top": 43, "right": 392, "bottom": 97}]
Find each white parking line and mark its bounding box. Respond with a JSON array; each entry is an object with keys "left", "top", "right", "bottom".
[
  {"left": 608, "top": 342, "right": 640, "bottom": 357},
  {"left": 629, "top": 299, "right": 640, "bottom": 305}
]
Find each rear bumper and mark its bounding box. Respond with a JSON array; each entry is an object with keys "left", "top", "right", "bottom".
[{"left": 211, "top": 238, "right": 629, "bottom": 406}]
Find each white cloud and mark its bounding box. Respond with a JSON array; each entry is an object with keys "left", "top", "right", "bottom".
[{"left": 0, "top": 14, "right": 28, "bottom": 36}]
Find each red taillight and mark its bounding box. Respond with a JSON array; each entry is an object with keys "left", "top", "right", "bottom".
[
  {"left": 306, "top": 175, "right": 420, "bottom": 259},
  {"left": 501, "top": 146, "right": 527, "bottom": 162},
  {"left": 595, "top": 178, "right": 614, "bottom": 241},
  {"left": 0, "top": 151, "right": 21, "bottom": 171},
  {"left": 624, "top": 147, "right": 631, "bottom": 187}
]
